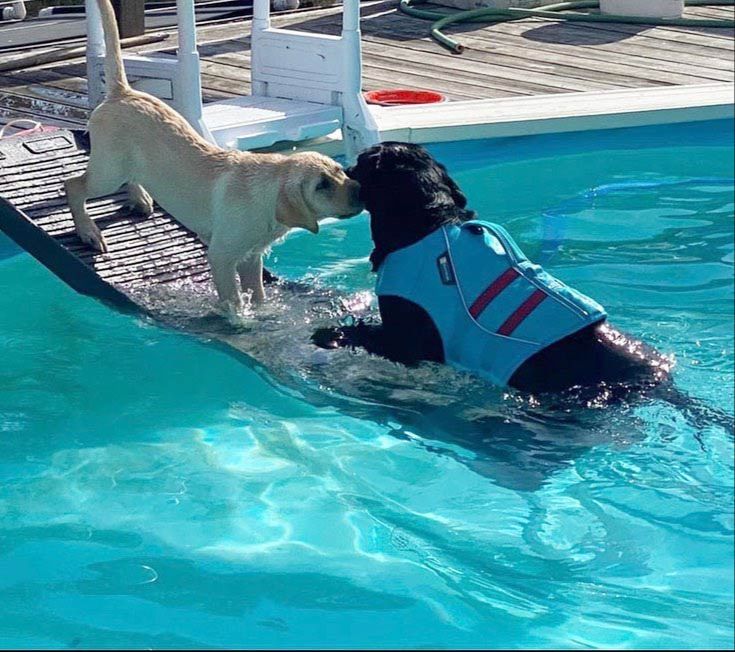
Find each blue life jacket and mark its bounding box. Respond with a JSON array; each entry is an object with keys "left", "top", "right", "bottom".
[{"left": 375, "top": 220, "right": 607, "bottom": 386}]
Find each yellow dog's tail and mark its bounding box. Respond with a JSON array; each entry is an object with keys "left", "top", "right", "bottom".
[{"left": 95, "top": 0, "right": 129, "bottom": 97}]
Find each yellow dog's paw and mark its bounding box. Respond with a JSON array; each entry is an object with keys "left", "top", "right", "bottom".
[
  {"left": 124, "top": 187, "right": 154, "bottom": 217},
  {"left": 78, "top": 222, "right": 108, "bottom": 253}
]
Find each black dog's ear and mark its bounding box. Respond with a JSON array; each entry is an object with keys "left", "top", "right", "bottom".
[
  {"left": 437, "top": 161, "right": 467, "bottom": 209},
  {"left": 348, "top": 148, "right": 383, "bottom": 183},
  {"left": 372, "top": 149, "right": 384, "bottom": 171}
]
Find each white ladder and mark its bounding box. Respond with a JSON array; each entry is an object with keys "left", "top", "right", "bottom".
[
  {"left": 85, "top": 0, "right": 380, "bottom": 160},
  {"left": 86, "top": 0, "right": 212, "bottom": 139}
]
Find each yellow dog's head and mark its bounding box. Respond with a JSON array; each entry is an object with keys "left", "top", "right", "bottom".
[{"left": 276, "top": 152, "right": 363, "bottom": 234}]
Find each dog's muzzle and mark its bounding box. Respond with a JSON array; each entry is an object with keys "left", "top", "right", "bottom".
[{"left": 339, "top": 180, "right": 363, "bottom": 217}]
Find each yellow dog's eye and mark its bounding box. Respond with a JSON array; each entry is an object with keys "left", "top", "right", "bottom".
[{"left": 316, "top": 175, "right": 332, "bottom": 191}]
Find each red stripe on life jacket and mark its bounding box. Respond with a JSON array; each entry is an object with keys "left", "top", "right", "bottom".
[
  {"left": 498, "top": 289, "right": 547, "bottom": 336},
  {"left": 469, "top": 268, "right": 519, "bottom": 319}
]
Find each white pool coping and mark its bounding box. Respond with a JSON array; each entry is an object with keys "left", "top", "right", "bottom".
[{"left": 305, "top": 82, "right": 734, "bottom": 156}]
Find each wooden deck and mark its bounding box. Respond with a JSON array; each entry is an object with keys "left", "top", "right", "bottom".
[{"left": 0, "top": 0, "right": 733, "bottom": 133}]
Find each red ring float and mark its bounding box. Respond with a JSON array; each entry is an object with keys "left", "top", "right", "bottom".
[{"left": 364, "top": 89, "right": 446, "bottom": 106}]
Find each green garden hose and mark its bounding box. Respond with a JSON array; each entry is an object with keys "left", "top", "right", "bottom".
[{"left": 398, "top": 0, "right": 735, "bottom": 53}]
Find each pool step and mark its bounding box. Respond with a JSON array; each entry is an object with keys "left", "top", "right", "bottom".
[{"left": 0, "top": 129, "right": 211, "bottom": 313}]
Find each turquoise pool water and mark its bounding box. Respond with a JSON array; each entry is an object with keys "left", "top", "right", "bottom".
[{"left": 0, "top": 119, "right": 732, "bottom": 649}]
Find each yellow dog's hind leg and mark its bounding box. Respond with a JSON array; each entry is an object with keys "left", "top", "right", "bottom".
[
  {"left": 65, "top": 149, "right": 126, "bottom": 253},
  {"left": 124, "top": 183, "right": 154, "bottom": 217}
]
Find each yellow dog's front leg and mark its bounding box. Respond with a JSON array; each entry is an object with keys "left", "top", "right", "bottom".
[
  {"left": 237, "top": 256, "right": 265, "bottom": 305},
  {"left": 207, "top": 237, "right": 244, "bottom": 315}
]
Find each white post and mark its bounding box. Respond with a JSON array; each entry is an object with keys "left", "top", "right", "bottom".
[
  {"left": 340, "top": 0, "right": 379, "bottom": 162},
  {"left": 341, "top": 0, "right": 362, "bottom": 89},
  {"left": 175, "top": 0, "right": 213, "bottom": 140},
  {"left": 342, "top": 0, "right": 359, "bottom": 32},
  {"left": 178, "top": 0, "right": 197, "bottom": 55},
  {"left": 251, "top": 0, "right": 271, "bottom": 96},
  {"left": 85, "top": 0, "right": 106, "bottom": 108},
  {"left": 253, "top": 0, "right": 271, "bottom": 31}
]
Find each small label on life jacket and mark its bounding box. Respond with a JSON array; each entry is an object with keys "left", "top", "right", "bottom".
[{"left": 437, "top": 252, "right": 455, "bottom": 285}]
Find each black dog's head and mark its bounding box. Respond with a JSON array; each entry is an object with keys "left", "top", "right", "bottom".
[{"left": 346, "top": 142, "right": 475, "bottom": 270}]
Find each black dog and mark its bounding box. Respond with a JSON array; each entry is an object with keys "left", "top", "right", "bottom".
[{"left": 313, "top": 142, "right": 672, "bottom": 396}]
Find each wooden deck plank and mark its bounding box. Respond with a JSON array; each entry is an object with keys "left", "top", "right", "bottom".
[
  {"left": 478, "top": 17, "right": 734, "bottom": 56},
  {"left": 527, "top": 18, "right": 734, "bottom": 52},
  {"left": 308, "top": 8, "right": 733, "bottom": 81},
  {"left": 362, "top": 31, "right": 734, "bottom": 85},
  {"left": 0, "top": 93, "right": 87, "bottom": 127},
  {"left": 0, "top": 73, "right": 90, "bottom": 109},
  {"left": 0, "top": 105, "right": 82, "bottom": 129},
  {"left": 347, "top": 2, "right": 734, "bottom": 48},
  {"left": 350, "top": 7, "right": 735, "bottom": 56},
  {"left": 0, "top": 0, "right": 732, "bottom": 134},
  {"left": 444, "top": 27, "right": 734, "bottom": 78},
  {"left": 540, "top": 9, "right": 735, "bottom": 46},
  {"left": 291, "top": 16, "right": 728, "bottom": 88},
  {"left": 199, "top": 49, "right": 491, "bottom": 99},
  {"left": 469, "top": 20, "right": 735, "bottom": 69},
  {"left": 205, "top": 44, "right": 584, "bottom": 96},
  {"left": 434, "top": 30, "right": 735, "bottom": 81}
]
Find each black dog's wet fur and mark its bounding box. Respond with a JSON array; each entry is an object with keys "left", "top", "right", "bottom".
[{"left": 313, "top": 141, "right": 674, "bottom": 395}]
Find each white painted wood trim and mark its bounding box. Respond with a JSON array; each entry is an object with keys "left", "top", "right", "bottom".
[{"left": 302, "top": 83, "right": 734, "bottom": 156}]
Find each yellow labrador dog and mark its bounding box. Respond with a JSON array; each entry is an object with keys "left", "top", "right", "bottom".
[{"left": 66, "top": 0, "right": 363, "bottom": 312}]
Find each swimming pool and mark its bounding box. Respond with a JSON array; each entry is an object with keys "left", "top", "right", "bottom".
[{"left": 0, "top": 119, "right": 732, "bottom": 649}]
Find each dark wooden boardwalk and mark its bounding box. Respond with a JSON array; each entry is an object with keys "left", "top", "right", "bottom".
[
  {"left": 0, "top": 1, "right": 733, "bottom": 132},
  {"left": 0, "top": 129, "right": 211, "bottom": 306}
]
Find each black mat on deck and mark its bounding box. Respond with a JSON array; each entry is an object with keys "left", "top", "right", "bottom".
[{"left": 0, "top": 129, "right": 211, "bottom": 315}]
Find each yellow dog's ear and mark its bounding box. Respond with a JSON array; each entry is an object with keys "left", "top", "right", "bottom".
[{"left": 276, "top": 176, "right": 319, "bottom": 234}]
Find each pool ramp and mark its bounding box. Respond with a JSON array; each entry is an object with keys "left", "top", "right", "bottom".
[{"left": 0, "top": 128, "right": 212, "bottom": 315}]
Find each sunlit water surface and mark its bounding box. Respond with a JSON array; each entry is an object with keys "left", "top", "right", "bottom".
[{"left": 0, "top": 120, "right": 732, "bottom": 649}]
